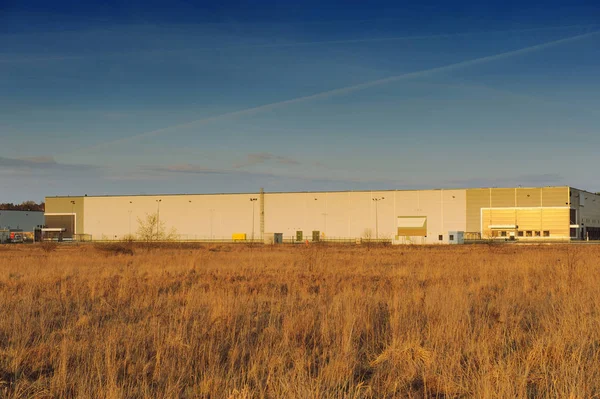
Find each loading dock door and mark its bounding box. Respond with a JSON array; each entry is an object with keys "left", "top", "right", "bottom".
[
  {"left": 44, "top": 214, "right": 75, "bottom": 238},
  {"left": 397, "top": 216, "right": 427, "bottom": 237}
]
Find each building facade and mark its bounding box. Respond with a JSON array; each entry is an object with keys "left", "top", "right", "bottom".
[
  {"left": 0, "top": 210, "right": 44, "bottom": 232},
  {"left": 44, "top": 186, "right": 600, "bottom": 243}
]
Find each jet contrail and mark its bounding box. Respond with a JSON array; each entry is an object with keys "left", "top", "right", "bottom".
[{"left": 65, "top": 30, "right": 599, "bottom": 157}]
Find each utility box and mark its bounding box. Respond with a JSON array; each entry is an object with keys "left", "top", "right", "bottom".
[
  {"left": 296, "top": 231, "right": 303, "bottom": 242},
  {"left": 312, "top": 230, "right": 320, "bottom": 242},
  {"left": 448, "top": 231, "right": 465, "bottom": 245},
  {"left": 263, "top": 233, "right": 274, "bottom": 245},
  {"left": 274, "top": 233, "right": 283, "bottom": 244}
]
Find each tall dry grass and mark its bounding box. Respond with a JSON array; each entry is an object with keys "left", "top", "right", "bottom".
[{"left": 0, "top": 243, "right": 599, "bottom": 398}]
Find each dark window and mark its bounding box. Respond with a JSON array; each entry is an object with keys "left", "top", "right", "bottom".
[
  {"left": 500, "top": 231, "right": 507, "bottom": 237},
  {"left": 570, "top": 228, "right": 577, "bottom": 238},
  {"left": 543, "top": 231, "right": 550, "bottom": 237},
  {"left": 535, "top": 231, "right": 541, "bottom": 237},
  {"left": 570, "top": 209, "right": 577, "bottom": 224},
  {"left": 518, "top": 231, "right": 524, "bottom": 237},
  {"left": 449, "top": 234, "right": 454, "bottom": 241},
  {"left": 438, "top": 235, "right": 443, "bottom": 241}
]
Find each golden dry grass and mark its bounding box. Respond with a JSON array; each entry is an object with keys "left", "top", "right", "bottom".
[{"left": 0, "top": 243, "right": 599, "bottom": 398}]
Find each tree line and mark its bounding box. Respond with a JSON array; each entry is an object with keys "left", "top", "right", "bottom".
[{"left": 0, "top": 201, "right": 45, "bottom": 211}]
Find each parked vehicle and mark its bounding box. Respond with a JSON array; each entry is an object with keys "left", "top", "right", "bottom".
[{"left": 9, "top": 230, "right": 24, "bottom": 243}]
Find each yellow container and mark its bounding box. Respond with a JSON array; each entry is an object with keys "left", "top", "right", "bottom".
[{"left": 232, "top": 233, "right": 246, "bottom": 241}]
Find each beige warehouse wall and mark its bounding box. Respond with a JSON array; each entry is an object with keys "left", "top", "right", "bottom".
[
  {"left": 82, "top": 194, "right": 262, "bottom": 240},
  {"left": 263, "top": 190, "right": 466, "bottom": 243},
  {"left": 46, "top": 187, "right": 582, "bottom": 241},
  {"left": 45, "top": 190, "right": 467, "bottom": 241}
]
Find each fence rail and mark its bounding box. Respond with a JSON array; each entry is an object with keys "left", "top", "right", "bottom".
[{"left": 87, "top": 236, "right": 393, "bottom": 245}]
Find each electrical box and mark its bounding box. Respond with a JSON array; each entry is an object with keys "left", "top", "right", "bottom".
[{"left": 448, "top": 231, "right": 465, "bottom": 245}]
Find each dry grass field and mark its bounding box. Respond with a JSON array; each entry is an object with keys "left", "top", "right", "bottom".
[{"left": 0, "top": 243, "right": 599, "bottom": 398}]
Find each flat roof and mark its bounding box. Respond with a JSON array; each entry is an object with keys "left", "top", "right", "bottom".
[
  {"left": 45, "top": 185, "right": 582, "bottom": 199},
  {"left": 0, "top": 209, "right": 45, "bottom": 213}
]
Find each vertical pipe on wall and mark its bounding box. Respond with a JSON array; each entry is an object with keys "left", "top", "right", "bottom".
[
  {"left": 441, "top": 189, "right": 444, "bottom": 241},
  {"left": 260, "top": 188, "right": 265, "bottom": 239},
  {"left": 393, "top": 191, "right": 396, "bottom": 240},
  {"left": 540, "top": 189, "right": 544, "bottom": 235},
  {"left": 489, "top": 188, "right": 492, "bottom": 238},
  {"left": 347, "top": 192, "right": 351, "bottom": 238},
  {"left": 514, "top": 188, "right": 518, "bottom": 234}
]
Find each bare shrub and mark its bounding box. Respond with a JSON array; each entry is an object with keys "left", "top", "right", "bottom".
[
  {"left": 39, "top": 241, "right": 58, "bottom": 253},
  {"left": 94, "top": 242, "right": 134, "bottom": 256},
  {"left": 136, "top": 213, "right": 178, "bottom": 242}
]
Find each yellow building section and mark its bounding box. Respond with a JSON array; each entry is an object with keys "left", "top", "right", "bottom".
[
  {"left": 467, "top": 187, "right": 569, "bottom": 232},
  {"left": 44, "top": 196, "right": 85, "bottom": 237},
  {"left": 396, "top": 216, "right": 427, "bottom": 237},
  {"left": 481, "top": 207, "right": 569, "bottom": 239},
  {"left": 232, "top": 233, "right": 247, "bottom": 241}
]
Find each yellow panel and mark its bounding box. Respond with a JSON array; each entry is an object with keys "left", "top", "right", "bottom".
[
  {"left": 487, "top": 208, "right": 517, "bottom": 225},
  {"left": 542, "top": 187, "right": 569, "bottom": 207},
  {"left": 466, "top": 189, "right": 490, "bottom": 232},
  {"left": 540, "top": 208, "right": 569, "bottom": 236},
  {"left": 516, "top": 209, "right": 542, "bottom": 230},
  {"left": 232, "top": 233, "right": 246, "bottom": 240},
  {"left": 491, "top": 188, "right": 515, "bottom": 207},
  {"left": 45, "top": 196, "right": 85, "bottom": 235},
  {"left": 482, "top": 207, "right": 569, "bottom": 238},
  {"left": 482, "top": 209, "right": 518, "bottom": 237},
  {"left": 397, "top": 228, "right": 427, "bottom": 236},
  {"left": 397, "top": 216, "right": 427, "bottom": 237},
  {"left": 516, "top": 188, "right": 541, "bottom": 207}
]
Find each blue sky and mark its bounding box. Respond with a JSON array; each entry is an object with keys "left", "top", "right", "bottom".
[{"left": 1, "top": 0, "right": 599, "bottom": 202}]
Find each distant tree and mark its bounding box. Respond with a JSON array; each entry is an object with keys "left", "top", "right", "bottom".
[
  {"left": 136, "top": 213, "right": 178, "bottom": 242},
  {"left": 0, "top": 201, "right": 45, "bottom": 211}
]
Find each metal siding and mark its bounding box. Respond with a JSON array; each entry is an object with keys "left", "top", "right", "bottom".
[
  {"left": 45, "top": 197, "right": 85, "bottom": 235},
  {"left": 486, "top": 208, "right": 517, "bottom": 225},
  {"left": 0, "top": 211, "right": 44, "bottom": 231},
  {"left": 516, "top": 188, "right": 541, "bottom": 207},
  {"left": 441, "top": 190, "right": 467, "bottom": 235},
  {"left": 466, "top": 189, "right": 489, "bottom": 232},
  {"left": 516, "top": 209, "right": 543, "bottom": 231},
  {"left": 482, "top": 207, "right": 569, "bottom": 238},
  {"left": 542, "top": 187, "right": 569, "bottom": 207},
  {"left": 570, "top": 189, "right": 600, "bottom": 239},
  {"left": 541, "top": 208, "right": 569, "bottom": 236},
  {"left": 491, "top": 188, "right": 515, "bottom": 207}
]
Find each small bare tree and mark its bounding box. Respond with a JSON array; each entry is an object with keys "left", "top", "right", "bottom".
[
  {"left": 362, "top": 228, "right": 373, "bottom": 249},
  {"left": 136, "top": 213, "right": 178, "bottom": 242}
]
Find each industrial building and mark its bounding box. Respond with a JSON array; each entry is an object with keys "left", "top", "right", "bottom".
[
  {"left": 0, "top": 210, "right": 45, "bottom": 243},
  {"left": 0, "top": 210, "right": 44, "bottom": 231},
  {"left": 43, "top": 186, "right": 600, "bottom": 243}
]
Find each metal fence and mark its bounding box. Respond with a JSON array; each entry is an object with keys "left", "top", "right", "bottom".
[{"left": 74, "top": 235, "right": 393, "bottom": 245}]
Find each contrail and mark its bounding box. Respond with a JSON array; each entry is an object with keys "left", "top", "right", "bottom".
[
  {"left": 1, "top": 24, "right": 594, "bottom": 64},
  {"left": 64, "top": 30, "right": 599, "bottom": 157}
]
